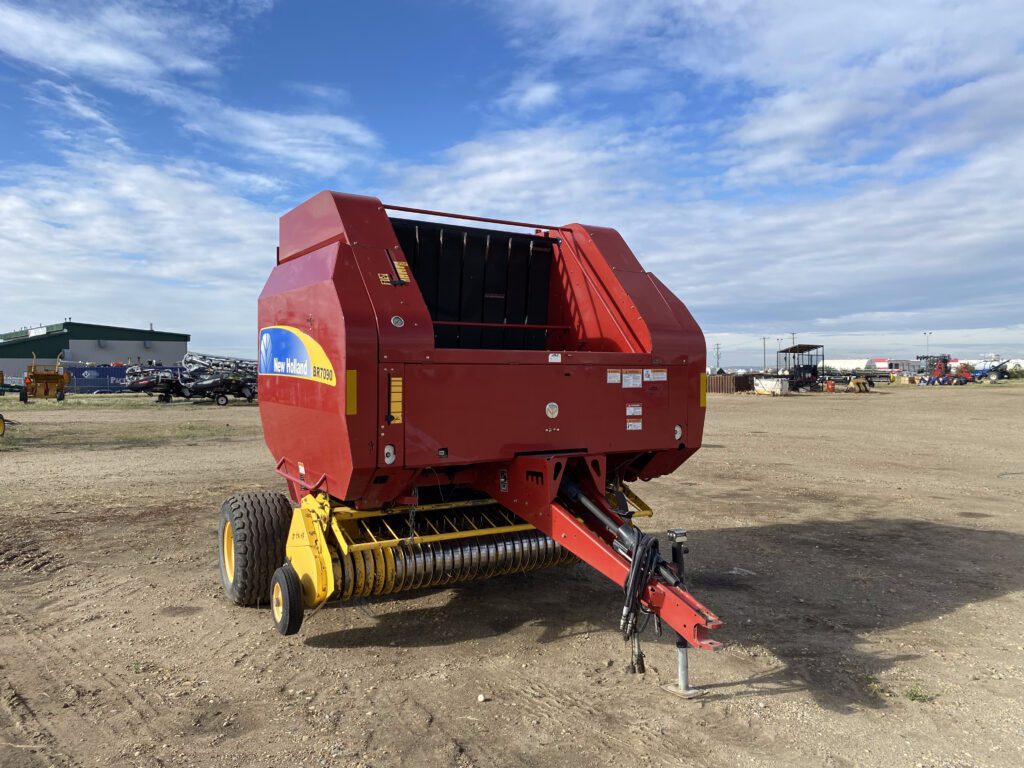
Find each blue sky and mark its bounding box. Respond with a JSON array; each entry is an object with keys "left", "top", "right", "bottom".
[{"left": 0, "top": 0, "right": 1021, "bottom": 364}]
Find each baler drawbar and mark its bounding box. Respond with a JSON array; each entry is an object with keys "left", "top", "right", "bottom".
[{"left": 218, "top": 191, "right": 721, "bottom": 682}]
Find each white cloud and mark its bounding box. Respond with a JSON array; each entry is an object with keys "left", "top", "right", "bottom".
[
  {"left": 29, "top": 80, "right": 123, "bottom": 142},
  {"left": 0, "top": 1, "right": 221, "bottom": 81},
  {"left": 384, "top": 120, "right": 669, "bottom": 219},
  {"left": 0, "top": 1, "right": 379, "bottom": 174},
  {"left": 486, "top": 1, "right": 1024, "bottom": 183},
  {"left": 497, "top": 78, "right": 561, "bottom": 114},
  {"left": 0, "top": 150, "right": 277, "bottom": 356},
  {"left": 178, "top": 98, "right": 379, "bottom": 175}
]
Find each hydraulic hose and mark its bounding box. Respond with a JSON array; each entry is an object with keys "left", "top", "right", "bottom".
[{"left": 559, "top": 479, "right": 680, "bottom": 587}]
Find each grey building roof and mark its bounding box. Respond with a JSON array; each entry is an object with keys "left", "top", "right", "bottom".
[{"left": 0, "top": 322, "right": 189, "bottom": 359}]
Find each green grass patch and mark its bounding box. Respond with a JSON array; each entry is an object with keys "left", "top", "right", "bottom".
[
  {"left": 904, "top": 684, "right": 935, "bottom": 703},
  {"left": 860, "top": 674, "right": 885, "bottom": 698}
]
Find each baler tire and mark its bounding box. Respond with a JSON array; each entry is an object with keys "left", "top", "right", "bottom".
[
  {"left": 218, "top": 491, "right": 293, "bottom": 606},
  {"left": 216, "top": 394, "right": 230, "bottom": 407},
  {"left": 270, "top": 563, "right": 303, "bottom": 636}
]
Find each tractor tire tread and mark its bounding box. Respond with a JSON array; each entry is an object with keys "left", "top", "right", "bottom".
[{"left": 219, "top": 491, "right": 292, "bottom": 606}]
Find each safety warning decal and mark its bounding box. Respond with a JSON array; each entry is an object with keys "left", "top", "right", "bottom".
[
  {"left": 643, "top": 368, "right": 668, "bottom": 382},
  {"left": 626, "top": 403, "right": 643, "bottom": 416},
  {"left": 606, "top": 369, "right": 621, "bottom": 384},
  {"left": 258, "top": 326, "right": 337, "bottom": 386},
  {"left": 622, "top": 369, "right": 642, "bottom": 388},
  {"left": 626, "top": 418, "right": 643, "bottom": 431}
]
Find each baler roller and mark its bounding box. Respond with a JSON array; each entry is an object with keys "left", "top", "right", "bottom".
[{"left": 335, "top": 530, "right": 576, "bottom": 600}]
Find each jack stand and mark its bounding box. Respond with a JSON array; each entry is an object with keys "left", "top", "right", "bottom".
[
  {"left": 662, "top": 636, "right": 703, "bottom": 699},
  {"left": 661, "top": 528, "right": 703, "bottom": 699}
]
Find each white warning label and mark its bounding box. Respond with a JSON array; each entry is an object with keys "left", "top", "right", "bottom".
[
  {"left": 548, "top": 353, "right": 562, "bottom": 363},
  {"left": 626, "top": 403, "right": 643, "bottom": 416},
  {"left": 626, "top": 418, "right": 643, "bottom": 431},
  {"left": 606, "top": 368, "right": 621, "bottom": 384},
  {"left": 622, "top": 369, "right": 642, "bottom": 388},
  {"left": 643, "top": 368, "right": 668, "bottom": 382}
]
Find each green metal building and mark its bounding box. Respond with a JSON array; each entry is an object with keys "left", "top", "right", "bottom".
[{"left": 0, "top": 321, "right": 190, "bottom": 377}]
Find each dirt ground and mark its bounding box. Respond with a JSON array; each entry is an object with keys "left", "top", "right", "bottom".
[{"left": 0, "top": 385, "right": 1022, "bottom": 768}]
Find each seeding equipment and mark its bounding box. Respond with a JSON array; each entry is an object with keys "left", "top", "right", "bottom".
[{"left": 218, "top": 191, "right": 720, "bottom": 685}]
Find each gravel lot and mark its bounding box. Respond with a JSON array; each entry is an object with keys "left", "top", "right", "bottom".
[{"left": 1, "top": 384, "right": 1021, "bottom": 767}]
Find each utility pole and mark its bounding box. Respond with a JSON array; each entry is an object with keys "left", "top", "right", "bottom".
[
  {"left": 923, "top": 331, "right": 932, "bottom": 359},
  {"left": 790, "top": 331, "right": 796, "bottom": 347},
  {"left": 713, "top": 343, "right": 722, "bottom": 372},
  {"left": 760, "top": 336, "right": 769, "bottom": 372}
]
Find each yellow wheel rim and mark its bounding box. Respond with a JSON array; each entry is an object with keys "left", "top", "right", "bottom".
[
  {"left": 272, "top": 581, "right": 284, "bottom": 623},
  {"left": 222, "top": 521, "right": 235, "bottom": 584}
]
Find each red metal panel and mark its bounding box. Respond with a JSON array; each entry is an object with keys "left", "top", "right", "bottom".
[
  {"left": 278, "top": 191, "right": 348, "bottom": 263},
  {"left": 258, "top": 241, "right": 380, "bottom": 502},
  {"left": 402, "top": 363, "right": 680, "bottom": 467}
]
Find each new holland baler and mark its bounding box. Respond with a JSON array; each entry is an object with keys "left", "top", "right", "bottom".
[{"left": 218, "top": 191, "right": 720, "bottom": 684}]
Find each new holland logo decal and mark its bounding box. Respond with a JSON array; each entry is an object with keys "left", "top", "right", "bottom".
[{"left": 258, "top": 326, "right": 336, "bottom": 386}]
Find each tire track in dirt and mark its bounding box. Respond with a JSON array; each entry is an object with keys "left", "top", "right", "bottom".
[
  {"left": 503, "top": 675, "right": 770, "bottom": 768},
  {"left": 509, "top": 678, "right": 666, "bottom": 764},
  {"left": 0, "top": 534, "right": 63, "bottom": 576},
  {"left": 23, "top": 573, "right": 147, "bottom": 634},
  {"left": 396, "top": 696, "right": 489, "bottom": 767},
  {"left": 0, "top": 681, "right": 80, "bottom": 768},
  {"left": 5, "top": 610, "right": 169, "bottom": 748}
]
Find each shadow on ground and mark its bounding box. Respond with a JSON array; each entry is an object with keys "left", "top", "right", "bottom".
[{"left": 305, "top": 518, "right": 1024, "bottom": 713}]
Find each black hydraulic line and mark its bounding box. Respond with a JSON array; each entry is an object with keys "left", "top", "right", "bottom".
[
  {"left": 559, "top": 478, "right": 686, "bottom": 673},
  {"left": 621, "top": 532, "right": 660, "bottom": 639},
  {"left": 559, "top": 479, "right": 680, "bottom": 587}
]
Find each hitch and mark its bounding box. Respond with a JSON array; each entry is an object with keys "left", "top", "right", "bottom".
[{"left": 501, "top": 474, "right": 721, "bottom": 649}]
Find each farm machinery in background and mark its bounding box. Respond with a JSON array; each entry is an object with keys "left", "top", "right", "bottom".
[
  {"left": 0, "top": 356, "right": 71, "bottom": 429},
  {"left": 775, "top": 344, "right": 828, "bottom": 391},
  {"left": 180, "top": 352, "right": 258, "bottom": 404},
  {"left": 19, "top": 353, "right": 72, "bottom": 402},
  {"left": 125, "top": 365, "right": 186, "bottom": 401},
  {"left": 126, "top": 352, "right": 257, "bottom": 405},
  {"left": 917, "top": 355, "right": 973, "bottom": 385},
  {"left": 971, "top": 359, "right": 1012, "bottom": 382}
]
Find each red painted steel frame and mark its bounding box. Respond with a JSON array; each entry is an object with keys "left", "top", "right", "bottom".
[
  {"left": 476, "top": 453, "right": 721, "bottom": 649},
  {"left": 539, "top": 501, "right": 721, "bottom": 649}
]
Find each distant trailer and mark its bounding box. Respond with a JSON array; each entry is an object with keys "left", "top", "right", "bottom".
[
  {"left": 821, "top": 359, "right": 871, "bottom": 373},
  {"left": 706, "top": 374, "right": 754, "bottom": 394}
]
